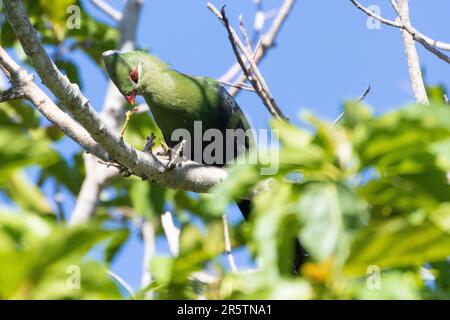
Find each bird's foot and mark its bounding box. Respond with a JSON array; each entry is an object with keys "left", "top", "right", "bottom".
[
  {"left": 166, "top": 139, "right": 187, "bottom": 170},
  {"left": 142, "top": 133, "right": 157, "bottom": 154},
  {"left": 161, "top": 140, "right": 170, "bottom": 153},
  {"left": 118, "top": 166, "right": 133, "bottom": 177},
  {"left": 97, "top": 160, "right": 134, "bottom": 177},
  {"left": 119, "top": 106, "right": 139, "bottom": 138}
]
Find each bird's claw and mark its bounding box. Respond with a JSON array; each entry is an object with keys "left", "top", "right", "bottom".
[
  {"left": 142, "top": 133, "right": 157, "bottom": 154},
  {"left": 120, "top": 106, "right": 139, "bottom": 138},
  {"left": 119, "top": 166, "right": 133, "bottom": 177},
  {"left": 97, "top": 159, "right": 133, "bottom": 177},
  {"left": 166, "top": 139, "right": 187, "bottom": 170}
]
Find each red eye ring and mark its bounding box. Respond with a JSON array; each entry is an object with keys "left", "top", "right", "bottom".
[{"left": 130, "top": 68, "right": 139, "bottom": 83}]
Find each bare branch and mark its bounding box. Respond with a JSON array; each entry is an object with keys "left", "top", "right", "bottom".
[
  {"left": 350, "top": 0, "right": 450, "bottom": 64},
  {"left": 333, "top": 85, "right": 371, "bottom": 125},
  {"left": 106, "top": 269, "right": 135, "bottom": 299},
  {"left": 219, "top": 62, "right": 242, "bottom": 85},
  {"left": 91, "top": 0, "right": 122, "bottom": 22},
  {"left": 262, "top": 0, "right": 295, "bottom": 48},
  {"left": 222, "top": 214, "right": 238, "bottom": 272},
  {"left": 350, "top": 0, "right": 401, "bottom": 27},
  {"left": 350, "top": 0, "right": 430, "bottom": 103},
  {"left": 239, "top": 15, "right": 252, "bottom": 52},
  {"left": 223, "top": 0, "right": 295, "bottom": 97},
  {"left": 161, "top": 211, "right": 180, "bottom": 256},
  {"left": 141, "top": 220, "right": 156, "bottom": 299},
  {"left": 2, "top": 0, "right": 229, "bottom": 194},
  {"left": 71, "top": 0, "right": 144, "bottom": 224},
  {"left": 219, "top": 81, "right": 256, "bottom": 92},
  {"left": 208, "top": 3, "right": 287, "bottom": 120},
  {"left": 0, "top": 47, "right": 110, "bottom": 160},
  {"left": 397, "top": 0, "right": 428, "bottom": 104}
]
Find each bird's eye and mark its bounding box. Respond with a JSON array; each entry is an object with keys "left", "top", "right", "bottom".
[{"left": 130, "top": 68, "right": 139, "bottom": 83}]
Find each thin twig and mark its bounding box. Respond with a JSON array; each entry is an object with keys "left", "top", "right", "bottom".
[
  {"left": 72, "top": 0, "right": 144, "bottom": 224},
  {"left": 396, "top": 0, "right": 429, "bottom": 104},
  {"left": 91, "top": 0, "right": 122, "bottom": 22},
  {"left": 350, "top": 0, "right": 401, "bottom": 27},
  {"left": 105, "top": 269, "right": 136, "bottom": 299},
  {"left": 333, "top": 85, "right": 371, "bottom": 125},
  {"left": 208, "top": 3, "right": 287, "bottom": 120},
  {"left": 350, "top": 0, "right": 450, "bottom": 64},
  {"left": 239, "top": 15, "right": 252, "bottom": 52},
  {"left": 219, "top": 81, "right": 256, "bottom": 92},
  {"left": 219, "top": 0, "right": 295, "bottom": 98},
  {"left": 2, "top": 0, "right": 230, "bottom": 195},
  {"left": 222, "top": 214, "right": 238, "bottom": 272}
]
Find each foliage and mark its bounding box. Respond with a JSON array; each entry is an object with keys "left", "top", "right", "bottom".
[
  {"left": 1, "top": 1, "right": 450, "bottom": 300},
  {"left": 133, "top": 102, "right": 450, "bottom": 300},
  {"left": 0, "top": 211, "right": 122, "bottom": 299}
]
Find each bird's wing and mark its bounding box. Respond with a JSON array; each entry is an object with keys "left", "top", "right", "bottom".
[{"left": 217, "top": 83, "right": 254, "bottom": 149}]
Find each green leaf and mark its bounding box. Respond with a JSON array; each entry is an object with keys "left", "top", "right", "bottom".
[
  {"left": 130, "top": 181, "right": 166, "bottom": 221},
  {"left": 2, "top": 171, "right": 53, "bottom": 215},
  {"left": 55, "top": 59, "right": 82, "bottom": 90},
  {"left": 350, "top": 271, "right": 420, "bottom": 300},
  {"left": 148, "top": 222, "right": 225, "bottom": 299},
  {"left": 0, "top": 125, "right": 59, "bottom": 180},
  {"left": 426, "top": 85, "right": 447, "bottom": 104},
  {"left": 39, "top": 153, "right": 84, "bottom": 195},
  {"left": 0, "top": 22, "right": 16, "bottom": 47},
  {"left": 0, "top": 212, "right": 119, "bottom": 299},
  {"left": 345, "top": 216, "right": 450, "bottom": 275},
  {"left": 354, "top": 103, "right": 450, "bottom": 168},
  {"left": 221, "top": 270, "right": 312, "bottom": 299},
  {"left": 297, "top": 182, "right": 369, "bottom": 262},
  {"left": 252, "top": 182, "right": 299, "bottom": 274},
  {"left": 38, "top": 0, "right": 77, "bottom": 35},
  {"left": 30, "top": 260, "right": 122, "bottom": 300},
  {"left": 0, "top": 100, "right": 40, "bottom": 129},
  {"left": 104, "top": 228, "right": 130, "bottom": 264},
  {"left": 124, "top": 112, "right": 163, "bottom": 150}
]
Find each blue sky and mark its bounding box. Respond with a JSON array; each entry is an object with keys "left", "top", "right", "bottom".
[{"left": 4, "top": 0, "right": 450, "bottom": 292}]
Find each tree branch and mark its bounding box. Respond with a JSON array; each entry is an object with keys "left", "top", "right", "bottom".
[
  {"left": 161, "top": 211, "right": 180, "bottom": 257},
  {"left": 222, "top": 214, "right": 238, "bottom": 272},
  {"left": 71, "top": 0, "right": 143, "bottom": 224},
  {"left": 220, "top": 0, "right": 296, "bottom": 98},
  {"left": 350, "top": 0, "right": 450, "bottom": 65},
  {"left": 396, "top": 0, "right": 429, "bottom": 104},
  {"left": 333, "top": 85, "right": 371, "bottom": 125},
  {"left": 2, "top": 0, "right": 229, "bottom": 195},
  {"left": 91, "top": 0, "right": 122, "bottom": 22},
  {"left": 0, "top": 47, "right": 110, "bottom": 160},
  {"left": 208, "top": 3, "right": 288, "bottom": 120}
]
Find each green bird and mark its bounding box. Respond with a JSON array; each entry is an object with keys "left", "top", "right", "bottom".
[
  {"left": 102, "top": 50, "right": 306, "bottom": 270},
  {"left": 102, "top": 49, "right": 253, "bottom": 218}
]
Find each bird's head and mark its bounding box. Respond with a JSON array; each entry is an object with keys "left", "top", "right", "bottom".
[{"left": 102, "top": 50, "right": 145, "bottom": 106}]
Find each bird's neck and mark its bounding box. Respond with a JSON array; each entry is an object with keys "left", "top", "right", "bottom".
[{"left": 138, "top": 56, "right": 174, "bottom": 104}]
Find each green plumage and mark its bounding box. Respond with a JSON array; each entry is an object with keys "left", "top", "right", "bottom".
[
  {"left": 103, "top": 51, "right": 307, "bottom": 267},
  {"left": 102, "top": 50, "right": 253, "bottom": 166}
]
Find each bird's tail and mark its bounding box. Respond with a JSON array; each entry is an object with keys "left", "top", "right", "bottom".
[
  {"left": 236, "top": 199, "right": 307, "bottom": 274},
  {"left": 236, "top": 199, "right": 252, "bottom": 221}
]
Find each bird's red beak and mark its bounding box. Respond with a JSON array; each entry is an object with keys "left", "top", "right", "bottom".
[{"left": 125, "top": 90, "right": 136, "bottom": 106}]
